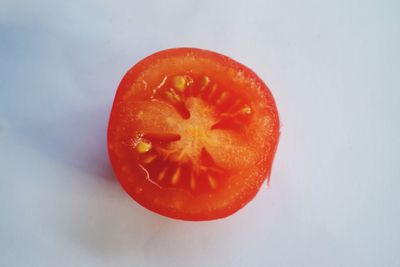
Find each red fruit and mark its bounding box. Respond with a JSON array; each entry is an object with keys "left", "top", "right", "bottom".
[{"left": 108, "top": 48, "right": 280, "bottom": 221}]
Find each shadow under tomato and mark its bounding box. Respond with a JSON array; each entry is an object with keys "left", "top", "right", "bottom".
[
  {"left": 23, "top": 107, "right": 115, "bottom": 181},
  {"left": 57, "top": 194, "right": 178, "bottom": 257},
  {"left": 46, "top": 186, "right": 236, "bottom": 260}
]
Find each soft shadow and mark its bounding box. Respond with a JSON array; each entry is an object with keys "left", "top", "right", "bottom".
[
  {"left": 58, "top": 195, "right": 179, "bottom": 257},
  {"left": 17, "top": 106, "right": 115, "bottom": 180}
]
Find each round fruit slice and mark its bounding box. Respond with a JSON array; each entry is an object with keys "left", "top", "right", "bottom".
[{"left": 108, "top": 48, "right": 280, "bottom": 221}]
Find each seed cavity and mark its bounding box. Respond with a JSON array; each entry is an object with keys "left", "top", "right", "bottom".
[
  {"left": 143, "top": 154, "right": 158, "bottom": 164},
  {"left": 158, "top": 167, "right": 167, "bottom": 181},
  {"left": 208, "top": 175, "right": 217, "bottom": 189},
  {"left": 208, "top": 84, "right": 218, "bottom": 100},
  {"left": 216, "top": 92, "right": 229, "bottom": 105},
  {"left": 165, "top": 89, "right": 181, "bottom": 102},
  {"left": 199, "top": 76, "right": 211, "bottom": 96},
  {"left": 171, "top": 167, "right": 181, "bottom": 185}
]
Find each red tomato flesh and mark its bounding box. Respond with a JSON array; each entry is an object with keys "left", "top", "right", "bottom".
[{"left": 108, "top": 48, "right": 279, "bottom": 221}]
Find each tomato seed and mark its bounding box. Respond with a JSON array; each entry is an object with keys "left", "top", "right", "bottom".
[
  {"left": 136, "top": 140, "right": 152, "bottom": 153},
  {"left": 172, "top": 75, "right": 187, "bottom": 92}
]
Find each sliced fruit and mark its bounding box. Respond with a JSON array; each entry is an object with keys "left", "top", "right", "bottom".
[{"left": 108, "top": 48, "right": 280, "bottom": 221}]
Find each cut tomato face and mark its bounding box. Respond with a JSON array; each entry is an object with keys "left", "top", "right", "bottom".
[{"left": 108, "top": 48, "right": 279, "bottom": 221}]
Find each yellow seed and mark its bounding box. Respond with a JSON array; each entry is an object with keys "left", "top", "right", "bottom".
[
  {"left": 171, "top": 168, "right": 181, "bottom": 185},
  {"left": 240, "top": 105, "right": 252, "bottom": 115},
  {"left": 202, "top": 76, "right": 210, "bottom": 86},
  {"left": 136, "top": 140, "right": 152, "bottom": 153},
  {"left": 208, "top": 175, "right": 217, "bottom": 189},
  {"left": 173, "top": 75, "right": 187, "bottom": 92}
]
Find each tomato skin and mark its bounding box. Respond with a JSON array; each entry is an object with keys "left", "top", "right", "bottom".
[{"left": 108, "top": 48, "right": 280, "bottom": 221}]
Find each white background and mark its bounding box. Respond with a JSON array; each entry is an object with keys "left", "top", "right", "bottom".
[{"left": 1, "top": 0, "right": 399, "bottom": 266}]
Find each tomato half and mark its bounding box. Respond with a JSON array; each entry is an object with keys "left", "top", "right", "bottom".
[{"left": 108, "top": 48, "right": 279, "bottom": 221}]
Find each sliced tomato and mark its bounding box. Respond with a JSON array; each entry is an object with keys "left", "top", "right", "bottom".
[{"left": 108, "top": 48, "right": 279, "bottom": 221}]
